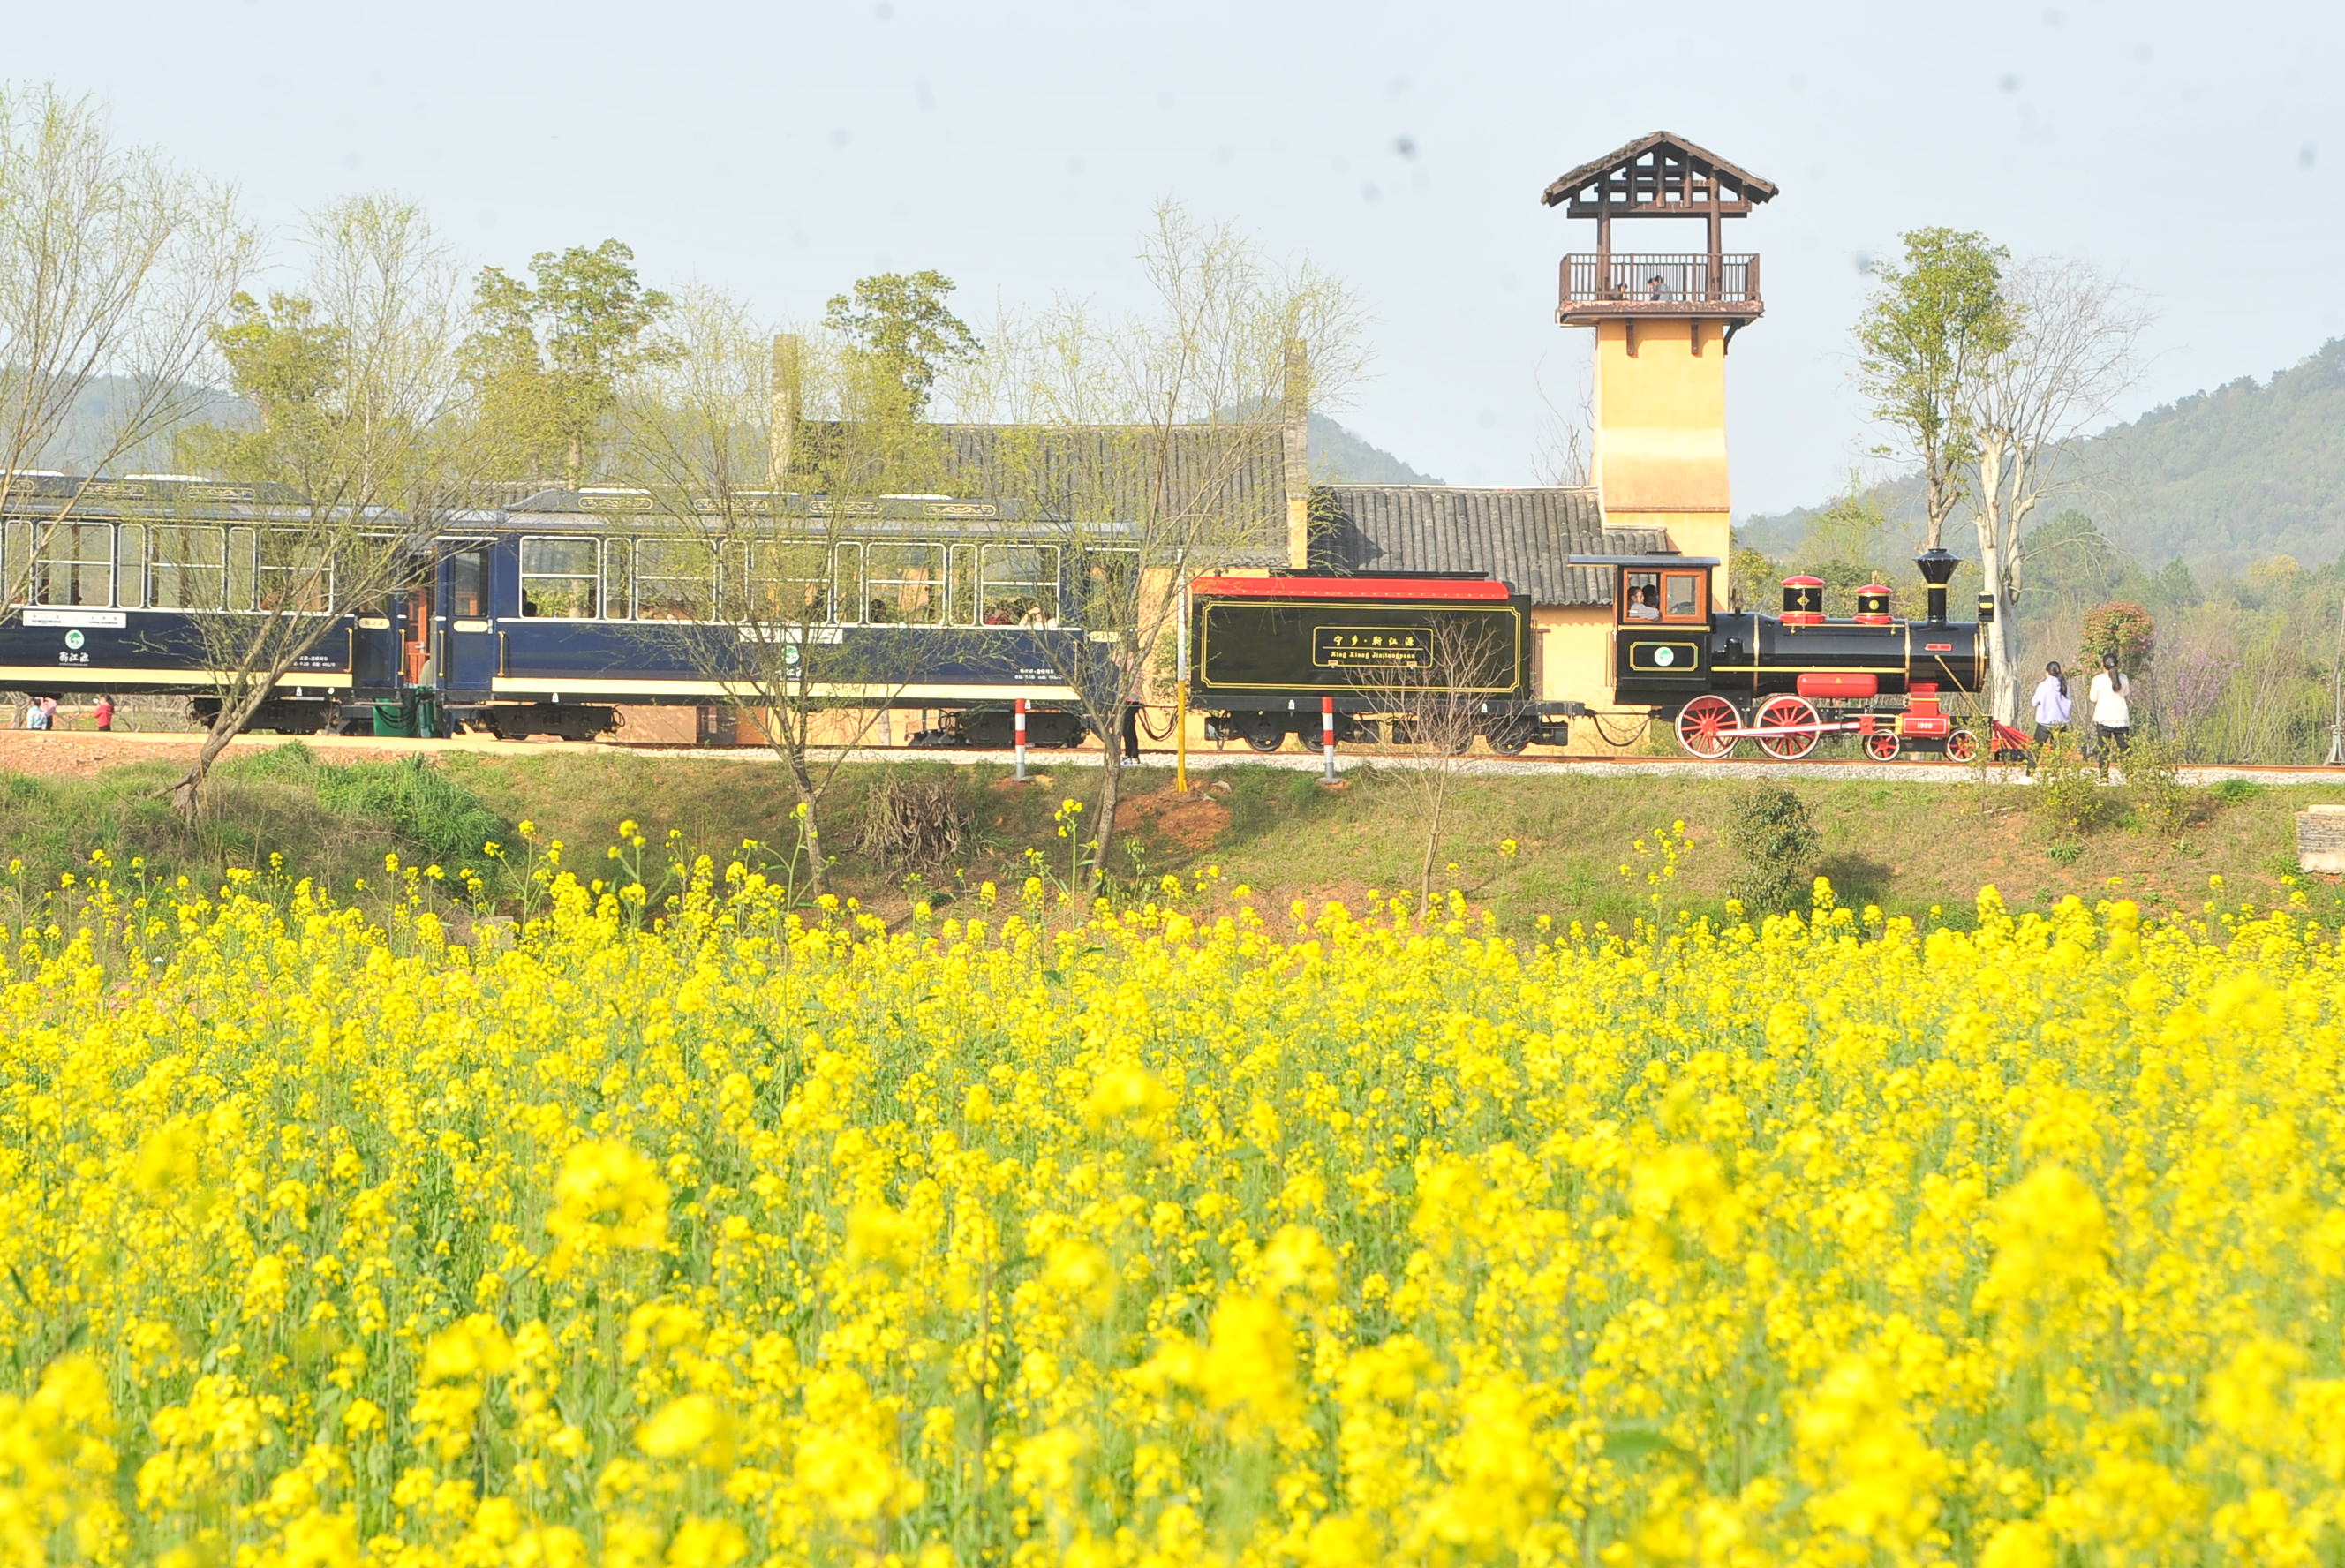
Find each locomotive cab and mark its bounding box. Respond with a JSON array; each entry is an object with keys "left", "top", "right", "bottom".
[{"left": 1576, "top": 554, "right": 1724, "bottom": 705}]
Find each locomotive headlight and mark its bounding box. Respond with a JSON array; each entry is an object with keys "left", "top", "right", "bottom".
[{"left": 1976, "top": 592, "right": 1995, "bottom": 624}]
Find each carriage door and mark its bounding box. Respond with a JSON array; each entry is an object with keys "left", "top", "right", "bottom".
[
  {"left": 435, "top": 540, "right": 500, "bottom": 698},
  {"left": 349, "top": 588, "right": 403, "bottom": 693}
]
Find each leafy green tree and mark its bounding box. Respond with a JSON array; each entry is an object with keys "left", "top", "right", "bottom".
[
  {"left": 2023, "top": 509, "right": 2128, "bottom": 609},
  {"left": 2081, "top": 600, "right": 2155, "bottom": 677},
  {"left": 463, "top": 240, "right": 672, "bottom": 484},
  {"left": 822, "top": 270, "right": 980, "bottom": 417},
  {"left": 167, "top": 196, "right": 495, "bottom": 818},
  {"left": 174, "top": 293, "right": 344, "bottom": 479},
  {"left": 2147, "top": 558, "right": 2200, "bottom": 610},
  {"left": 1726, "top": 543, "right": 1780, "bottom": 612},
  {"left": 1854, "top": 229, "right": 2011, "bottom": 551},
  {"left": 1727, "top": 786, "right": 1821, "bottom": 916}
]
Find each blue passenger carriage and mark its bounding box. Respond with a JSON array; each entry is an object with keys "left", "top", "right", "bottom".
[{"left": 0, "top": 475, "right": 1133, "bottom": 743}]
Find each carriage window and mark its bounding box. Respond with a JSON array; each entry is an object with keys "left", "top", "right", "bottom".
[
  {"left": 832, "top": 542, "right": 863, "bottom": 623},
  {"left": 147, "top": 525, "right": 228, "bottom": 611},
  {"left": 981, "top": 544, "right": 1059, "bottom": 626},
  {"left": 864, "top": 543, "right": 945, "bottom": 625},
  {"left": 744, "top": 539, "right": 833, "bottom": 622},
  {"left": 444, "top": 547, "right": 486, "bottom": 619},
  {"left": 519, "top": 538, "right": 599, "bottom": 619},
  {"left": 633, "top": 538, "right": 718, "bottom": 621},
  {"left": 1620, "top": 570, "right": 1661, "bottom": 622},
  {"left": 1, "top": 521, "right": 26, "bottom": 605},
  {"left": 602, "top": 538, "right": 633, "bottom": 622},
  {"left": 115, "top": 524, "right": 145, "bottom": 607},
  {"left": 1663, "top": 571, "right": 1705, "bottom": 621},
  {"left": 33, "top": 523, "right": 114, "bottom": 607},
  {"left": 1082, "top": 548, "right": 1138, "bottom": 630},
  {"left": 948, "top": 544, "right": 978, "bottom": 625},
  {"left": 257, "top": 529, "right": 332, "bottom": 613}
]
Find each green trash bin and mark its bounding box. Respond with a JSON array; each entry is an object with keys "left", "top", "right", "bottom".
[{"left": 372, "top": 694, "right": 415, "bottom": 737}]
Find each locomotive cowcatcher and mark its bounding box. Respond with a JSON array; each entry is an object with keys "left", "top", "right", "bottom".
[{"left": 1576, "top": 547, "right": 2032, "bottom": 761}]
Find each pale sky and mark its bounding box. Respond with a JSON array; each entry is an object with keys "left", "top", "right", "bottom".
[{"left": 12, "top": 0, "right": 2341, "bottom": 515}]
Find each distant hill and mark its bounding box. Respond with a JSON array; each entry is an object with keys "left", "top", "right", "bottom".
[
  {"left": 1744, "top": 337, "right": 2345, "bottom": 580},
  {"left": 1307, "top": 414, "right": 1442, "bottom": 485}
]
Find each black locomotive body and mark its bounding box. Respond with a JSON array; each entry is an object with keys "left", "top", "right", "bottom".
[
  {"left": 1188, "top": 573, "right": 1582, "bottom": 754},
  {"left": 1579, "top": 547, "right": 2018, "bottom": 761}
]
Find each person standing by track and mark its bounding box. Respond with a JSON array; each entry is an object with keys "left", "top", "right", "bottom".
[
  {"left": 2088, "top": 652, "right": 2131, "bottom": 773},
  {"left": 2030, "top": 661, "right": 2070, "bottom": 749}
]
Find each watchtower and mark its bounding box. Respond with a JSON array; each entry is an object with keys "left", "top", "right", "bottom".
[{"left": 1542, "top": 132, "right": 1776, "bottom": 605}]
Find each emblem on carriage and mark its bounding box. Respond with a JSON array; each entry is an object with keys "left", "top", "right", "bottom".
[
  {"left": 64, "top": 629, "right": 83, "bottom": 651},
  {"left": 1651, "top": 645, "right": 1673, "bottom": 667}
]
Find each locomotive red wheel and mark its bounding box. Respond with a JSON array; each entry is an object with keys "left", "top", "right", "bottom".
[
  {"left": 1675, "top": 696, "right": 1740, "bottom": 758},
  {"left": 1864, "top": 731, "right": 1902, "bottom": 762},
  {"left": 1945, "top": 730, "right": 1980, "bottom": 763},
  {"left": 1754, "top": 695, "right": 1821, "bottom": 760}
]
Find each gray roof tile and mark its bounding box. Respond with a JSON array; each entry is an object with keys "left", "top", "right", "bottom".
[{"left": 1309, "top": 485, "right": 1669, "bottom": 607}]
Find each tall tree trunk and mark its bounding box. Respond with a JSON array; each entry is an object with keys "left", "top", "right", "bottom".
[
  {"left": 1975, "top": 531, "right": 2021, "bottom": 726},
  {"left": 1973, "top": 434, "right": 2019, "bottom": 726},
  {"left": 781, "top": 741, "right": 826, "bottom": 899},
  {"left": 1418, "top": 783, "right": 1448, "bottom": 911},
  {"left": 1090, "top": 713, "right": 1124, "bottom": 906},
  {"left": 170, "top": 713, "right": 249, "bottom": 821}
]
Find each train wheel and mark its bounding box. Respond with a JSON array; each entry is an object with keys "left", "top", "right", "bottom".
[
  {"left": 1946, "top": 730, "right": 1979, "bottom": 763},
  {"left": 1486, "top": 721, "right": 1534, "bottom": 756},
  {"left": 1241, "top": 717, "right": 1286, "bottom": 752},
  {"left": 1754, "top": 695, "right": 1821, "bottom": 760},
  {"left": 1863, "top": 731, "right": 1902, "bottom": 762},
  {"left": 1675, "top": 696, "right": 1739, "bottom": 758}
]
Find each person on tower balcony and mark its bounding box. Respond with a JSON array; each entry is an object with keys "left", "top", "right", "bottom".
[{"left": 1646, "top": 275, "right": 1666, "bottom": 301}]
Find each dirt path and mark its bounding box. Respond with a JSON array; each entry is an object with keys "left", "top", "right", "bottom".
[{"left": 0, "top": 729, "right": 620, "bottom": 780}]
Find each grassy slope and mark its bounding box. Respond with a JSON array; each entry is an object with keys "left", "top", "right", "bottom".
[{"left": 2, "top": 746, "right": 2340, "bottom": 931}]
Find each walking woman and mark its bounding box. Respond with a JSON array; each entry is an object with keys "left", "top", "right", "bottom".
[
  {"left": 2030, "top": 660, "right": 2070, "bottom": 748},
  {"left": 2089, "top": 652, "right": 2131, "bottom": 772}
]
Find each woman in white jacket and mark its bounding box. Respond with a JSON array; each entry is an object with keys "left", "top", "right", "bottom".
[{"left": 2088, "top": 652, "right": 2131, "bottom": 767}]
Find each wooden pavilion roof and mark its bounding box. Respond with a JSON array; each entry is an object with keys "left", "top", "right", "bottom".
[{"left": 1540, "top": 132, "right": 1778, "bottom": 217}]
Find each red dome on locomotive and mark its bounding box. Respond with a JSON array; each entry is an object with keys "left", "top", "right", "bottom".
[{"left": 1779, "top": 575, "right": 1825, "bottom": 625}]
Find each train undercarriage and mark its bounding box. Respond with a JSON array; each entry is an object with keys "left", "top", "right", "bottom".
[{"left": 1673, "top": 690, "right": 2032, "bottom": 763}]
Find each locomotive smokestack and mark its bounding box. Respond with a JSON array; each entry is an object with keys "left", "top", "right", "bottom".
[{"left": 1914, "top": 548, "right": 1957, "bottom": 623}]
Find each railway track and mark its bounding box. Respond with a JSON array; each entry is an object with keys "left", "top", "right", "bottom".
[{"left": 13, "top": 728, "right": 2344, "bottom": 786}]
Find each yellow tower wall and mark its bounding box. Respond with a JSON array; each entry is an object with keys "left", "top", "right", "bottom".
[{"left": 1591, "top": 315, "right": 1735, "bottom": 607}]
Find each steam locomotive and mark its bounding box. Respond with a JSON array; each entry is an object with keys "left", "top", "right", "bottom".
[{"left": 1580, "top": 547, "right": 2028, "bottom": 761}]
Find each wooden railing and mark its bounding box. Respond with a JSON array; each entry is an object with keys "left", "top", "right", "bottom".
[{"left": 1559, "top": 253, "right": 1760, "bottom": 307}]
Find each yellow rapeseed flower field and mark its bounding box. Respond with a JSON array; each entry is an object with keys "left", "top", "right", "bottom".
[{"left": 3, "top": 837, "right": 2344, "bottom": 1566}]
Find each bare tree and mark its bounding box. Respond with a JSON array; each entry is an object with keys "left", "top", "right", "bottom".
[
  {"left": 165, "top": 195, "right": 485, "bottom": 818},
  {"left": 617, "top": 290, "right": 935, "bottom": 896},
  {"left": 1347, "top": 618, "right": 1515, "bottom": 909},
  {"left": 954, "top": 206, "right": 1369, "bottom": 890},
  {"left": 1530, "top": 361, "right": 1593, "bottom": 489},
  {"left": 1963, "top": 258, "right": 2148, "bottom": 721},
  {"left": 0, "top": 83, "right": 257, "bottom": 601}
]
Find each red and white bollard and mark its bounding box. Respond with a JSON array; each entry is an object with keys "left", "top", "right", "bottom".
[
  {"left": 1014, "top": 697, "right": 1029, "bottom": 782},
  {"left": 1321, "top": 696, "right": 1337, "bottom": 782}
]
